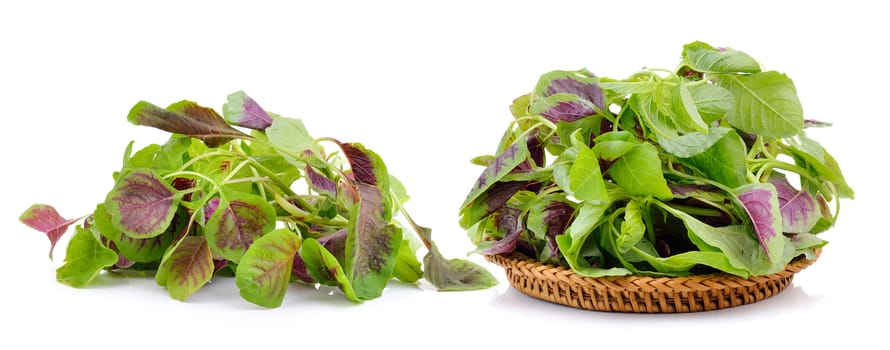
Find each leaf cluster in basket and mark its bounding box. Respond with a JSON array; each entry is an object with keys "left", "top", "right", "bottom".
[
  {"left": 460, "top": 41, "right": 853, "bottom": 278},
  {"left": 20, "top": 91, "right": 496, "bottom": 307}
]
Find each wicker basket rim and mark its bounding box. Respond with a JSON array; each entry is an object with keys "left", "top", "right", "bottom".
[{"left": 485, "top": 249, "right": 819, "bottom": 293}]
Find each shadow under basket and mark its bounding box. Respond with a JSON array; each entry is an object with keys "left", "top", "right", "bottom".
[{"left": 484, "top": 250, "right": 819, "bottom": 313}]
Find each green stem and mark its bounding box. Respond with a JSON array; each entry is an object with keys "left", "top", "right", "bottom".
[
  {"left": 173, "top": 150, "right": 229, "bottom": 173},
  {"left": 163, "top": 170, "right": 228, "bottom": 202},
  {"left": 273, "top": 193, "right": 348, "bottom": 227}
]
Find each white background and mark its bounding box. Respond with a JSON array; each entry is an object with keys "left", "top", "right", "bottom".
[{"left": 1, "top": 1, "right": 886, "bottom": 348}]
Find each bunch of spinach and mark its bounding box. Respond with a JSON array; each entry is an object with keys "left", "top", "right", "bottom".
[
  {"left": 20, "top": 91, "right": 496, "bottom": 307},
  {"left": 460, "top": 41, "right": 853, "bottom": 278}
]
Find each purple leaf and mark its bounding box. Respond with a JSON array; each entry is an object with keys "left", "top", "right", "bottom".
[
  {"left": 205, "top": 193, "right": 277, "bottom": 263},
  {"left": 547, "top": 78, "right": 605, "bottom": 111},
  {"left": 541, "top": 99, "right": 597, "bottom": 123},
  {"left": 19, "top": 204, "right": 81, "bottom": 259},
  {"left": 483, "top": 207, "right": 524, "bottom": 255},
  {"left": 736, "top": 184, "right": 784, "bottom": 262},
  {"left": 804, "top": 119, "right": 832, "bottom": 128},
  {"left": 214, "top": 259, "right": 229, "bottom": 274},
  {"left": 291, "top": 255, "right": 316, "bottom": 283},
  {"left": 318, "top": 229, "right": 347, "bottom": 263},
  {"left": 223, "top": 90, "right": 273, "bottom": 130},
  {"left": 345, "top": 183, "right": 402, "bottom": 299},
  {"left": 526, "top": 197, "right": 575, "bottom": 263},
  {"left": 171, "top": 177, "right": 196, "bottom": 201},
  {"left": 461, "top": 141, "right": 530, "bottom": 209},
  {"left": 458, "top": 181, "right": 530, "bottom": 229},
  {"left": 532, "top": 71, "right": 604, "bottom": 123},
  {"left": 306, "top": 164, "right": 337, "bottom": 197},
  {"left": 203, "top": 198, "right": 220, "bottom": 224},
  {"left": 128, "top": 100, "right": 249, "bottom": 148},
  {"left": 544, "top": 201, "right": 575, "bottom": 241},
  {"left": 337, "top": 142, "right": 387, "bottom": 187},
  {"left": 105, "top": 170, "right": 181, "bottom": 238},
  {"left": 517, "top": 130, "right": 545, "bottom": 171},
  {"left": 769, "top": 174, "right": 820, "bottom": 233}
]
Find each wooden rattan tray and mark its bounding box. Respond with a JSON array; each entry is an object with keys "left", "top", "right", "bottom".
[{"left": 485, "top": 251, "right": 819, "bottom": 313}]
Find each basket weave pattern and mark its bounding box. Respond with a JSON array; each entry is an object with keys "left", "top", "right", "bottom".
[{"left": 485, "top": 252, "right": 818, "bottom": 313}]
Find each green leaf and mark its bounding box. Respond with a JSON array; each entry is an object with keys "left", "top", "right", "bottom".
[
  {"left": 788, "top": 134, "right": 854, "bottom": 199},
  {"left": 688, "top": 83, "right": 733, "bottom": 124},
  {"left": 300, "top": 238, "right": 359, "bottom": 302},
  {"left": 680, "top": 41, "right": 761, "bottom": 74},
  {"left": 552, "top": 147, "right": 576, "bottom": 193},
  {"left": 392, "top": 239, "right": 423, "bottom": 283},
  {"left": 389, "top": 174, "right": 410, "bottom": 207},
  {"left": 124, "top": 143, "right": 161, "bottom": 171},
  {"left": 265, "top": 116, "right": 317, "bottom": 167},
  {"left": 617, "top": 200, "right": 645, "bottom": 252},
  {"left": 556, "top": 229, "right": 631, "bottom": 277},
  {"left": 236, "top": 229, "right": 302, "bottom": 308},
  {"left": 423, "top": 245, "right": 498, "bottom": 291},
  {"left": 607, "top": 143, "right": 673, "bottom": 200},
  {"left": 598, "top": 79, "right": 658, "bottom": 96},
  {"left": 592, "top": 140, "right": 637, "bottom": 161},
  {"left": 670, "top": 79, "right": 709, "bottom": 133},
  {"left": 346, "top": 184, "right": 402, "bottom": 300},
  {"left": 717, "top": 71, "right": 804, "bottom": 138},
  {"left": 658, "top": 203, "right": 781, "bottom": 275},
  {"left": 509, "top": 93, "right": 532, "bottom": 119},
  {"left": 157, "top": 236, "right": 214, "bottom": 301},
  {"left": 629, "top": 247, "right": 747, "bottom": 277},
  {"left": 127, "top": 100, "right": 249, "bottom": 148},
  {"left": 555, "top": 200, "right": 630, "bottom": 277},
  {"left": 151, "top": 136, "right": 192, "bottom": 171},
  {"left": 662, "top": 127, "right": 747, "bottom": 187},
  {"left": 56, "top": 226, "right": 118, "bottom": 288},
  {"left": 569, "top": 142, "right": 608, "bottom": 203},
  {"left": 205, "top": 192, "right": 277, "bottom": 263},
  {"left": 105, "top": 169, "right": 182, "bottom": 239},
  {"left": 629, "top": 92, "right": 678, "bottom": 140},
  {"left": 660, "top": 127, "right": 732, "bottom": 158}
]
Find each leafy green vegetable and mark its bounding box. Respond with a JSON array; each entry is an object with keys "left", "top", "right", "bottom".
[
  {"left": 20, "top": 91, "right": 496, "bottom": 307},
  {"left": 156, "top": 236, "right": 214, "bottom": 301},
  {"left": 105, "top": 169, "right": 182, "bottom": 238},
  {"left": 56, "top": 226, "right": 118, "bottom": 288},
  {"left": 205, "top": 192, "right": 277, "bottom": 263},
  {"left": 717, "top": 71, "right": 804, "bottom": 138},
  {"left": 19, "top": 204, "right": 82, "bottom": 259},
  {"left": 462, "top": 41, "right": 852, "bottom": 278},
  {"left": 236, "top": 229, "right": 301, "bottom": 308}
]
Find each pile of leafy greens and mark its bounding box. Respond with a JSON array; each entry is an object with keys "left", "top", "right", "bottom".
[
  {"left": 460, "top": 41, "right": 853, "bottom": 278},
  {"left": 20, "top": 91, "right": 496, "bottom": 307}
]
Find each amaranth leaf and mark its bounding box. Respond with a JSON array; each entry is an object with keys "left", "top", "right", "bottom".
[
  {"left": 236, "top": 229, "right": 302, "bottom": 308},
  {"left": 205, "top": 192, "right": 277, "bottom": 263},
  {"left": 56, "top": 226, "right": 118, "bottom": 288},
  {"left": 157, "top": 236, "right": 214, "bottom": 301},
  {"left": 19, "top": 204, "right": 81, "bottom": 259},
  {"left": 105, "top": 169, "right": 182, "bottom": 239},
  {"left": 127, "top": 100, "right": 249, "bottom": 147},
  {"left": 223, "top": 90, "right": 273, "bottom": 130}
]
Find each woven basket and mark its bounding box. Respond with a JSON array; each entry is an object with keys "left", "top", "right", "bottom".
[{"left": 485, "top": 251, "right": 819, "bottom": 313}]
